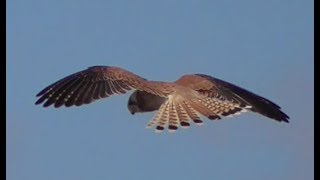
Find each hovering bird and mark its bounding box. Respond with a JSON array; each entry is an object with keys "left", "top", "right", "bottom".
[{"left": 35, "top": 66, "right": 289, "bottom": 132}]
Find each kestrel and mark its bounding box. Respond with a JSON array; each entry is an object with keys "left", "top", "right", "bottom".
[{"left": 35, "top": 66, "right": 289, "bottom": 132}]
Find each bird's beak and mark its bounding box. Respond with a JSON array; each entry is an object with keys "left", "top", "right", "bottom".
[{"left": 131, "top": 112, "right": 135, "bottom": 115}]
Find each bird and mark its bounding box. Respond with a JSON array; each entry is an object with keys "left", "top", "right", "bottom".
[{"left": 35, "top": 66, "right": 289, "bottom": 133}]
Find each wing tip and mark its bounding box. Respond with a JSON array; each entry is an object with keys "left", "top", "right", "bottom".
[
  {"left": 278, "top": 113, "right": 290, "bottom": 123},
  {"left": 266, "top": 109, "right": 290, "bottom": 123}
]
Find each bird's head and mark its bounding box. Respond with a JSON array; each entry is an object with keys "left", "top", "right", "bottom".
[
  {"left": 127, "top": 90, "right": 166, "bottom": 115},
  {"left": 127, "top": 91, "right": 142, "bottom": 115}
]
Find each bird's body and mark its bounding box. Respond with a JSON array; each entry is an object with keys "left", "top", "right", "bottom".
[{"left": 35, "top": 66, "right": 289, "bottom": 132}]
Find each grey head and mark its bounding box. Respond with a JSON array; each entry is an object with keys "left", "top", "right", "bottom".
[{"left": 127, "top": 90, "right": 167, "bottom": 115}]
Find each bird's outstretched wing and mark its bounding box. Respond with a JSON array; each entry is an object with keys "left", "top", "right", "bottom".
[
  {"left": 175, "top": 74, "right": 290, "bottom": 123},
  {"left": 35, "top": 66, "right": 167, "bottom": 108}
]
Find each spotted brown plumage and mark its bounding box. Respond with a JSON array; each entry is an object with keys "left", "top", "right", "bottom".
[{"left": 36, "top": 65, "right": 289, "bottom": 133}]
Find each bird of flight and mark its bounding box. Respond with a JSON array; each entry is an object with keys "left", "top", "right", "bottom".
[{"left": 35, "top": 66, "right": 289, "bottom": 133}]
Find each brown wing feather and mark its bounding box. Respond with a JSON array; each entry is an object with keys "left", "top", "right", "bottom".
[
  {"left": 35, "top": 66, "right": 166, "bottom": 108},
  {"left": 189, "top": 98, "right": 245, "bottom": 119},
  {"left": 175, "top": 74, "right": 289, "bottom": 122}
]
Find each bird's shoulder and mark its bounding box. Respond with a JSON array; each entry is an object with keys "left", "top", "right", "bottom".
[{"left": 174, "top": 74, "right": 219, "bottom": 91}]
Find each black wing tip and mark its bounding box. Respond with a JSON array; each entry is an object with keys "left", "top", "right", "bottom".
[
  {"left": 34, "top": 100, "right": 50, "bottom": 107},
  {"left": 277, "top": 113, "right": 290, "bottom": 123},
  {"left": 35, "top": 99, "right": 73, "bottom": 108},
  {"left": 283, "top": 119, "right": 290, "bottom": 123},
  {"left": 34, "top": 94, "right": 63, "bottom": 108},
  {"left": 276, "top": 116, "right": 290, "bottom": 123},
  {"left": 264, "top": 109, "right": 290, "bottom": 123},
  {"left": 34, "top": 97, "right": 45, "bottom": 105},
  {"left": 34, "top": 101, "right": 43, "bottom": 106},
  {"left": 36, "top": 88, "right": 50, "bottom": 97}
]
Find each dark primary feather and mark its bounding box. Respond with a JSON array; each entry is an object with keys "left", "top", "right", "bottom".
[{"left": 195, "top": 74, "right": 290, "bottom": 122}]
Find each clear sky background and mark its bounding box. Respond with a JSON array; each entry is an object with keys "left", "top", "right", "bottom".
[{"left": 7, "top": 0, "right": 313, "bottom": 180}]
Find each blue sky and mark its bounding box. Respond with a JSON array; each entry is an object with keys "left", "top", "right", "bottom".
[{"left": 7, "top": 0, "right": 313, "bottom": 180}]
